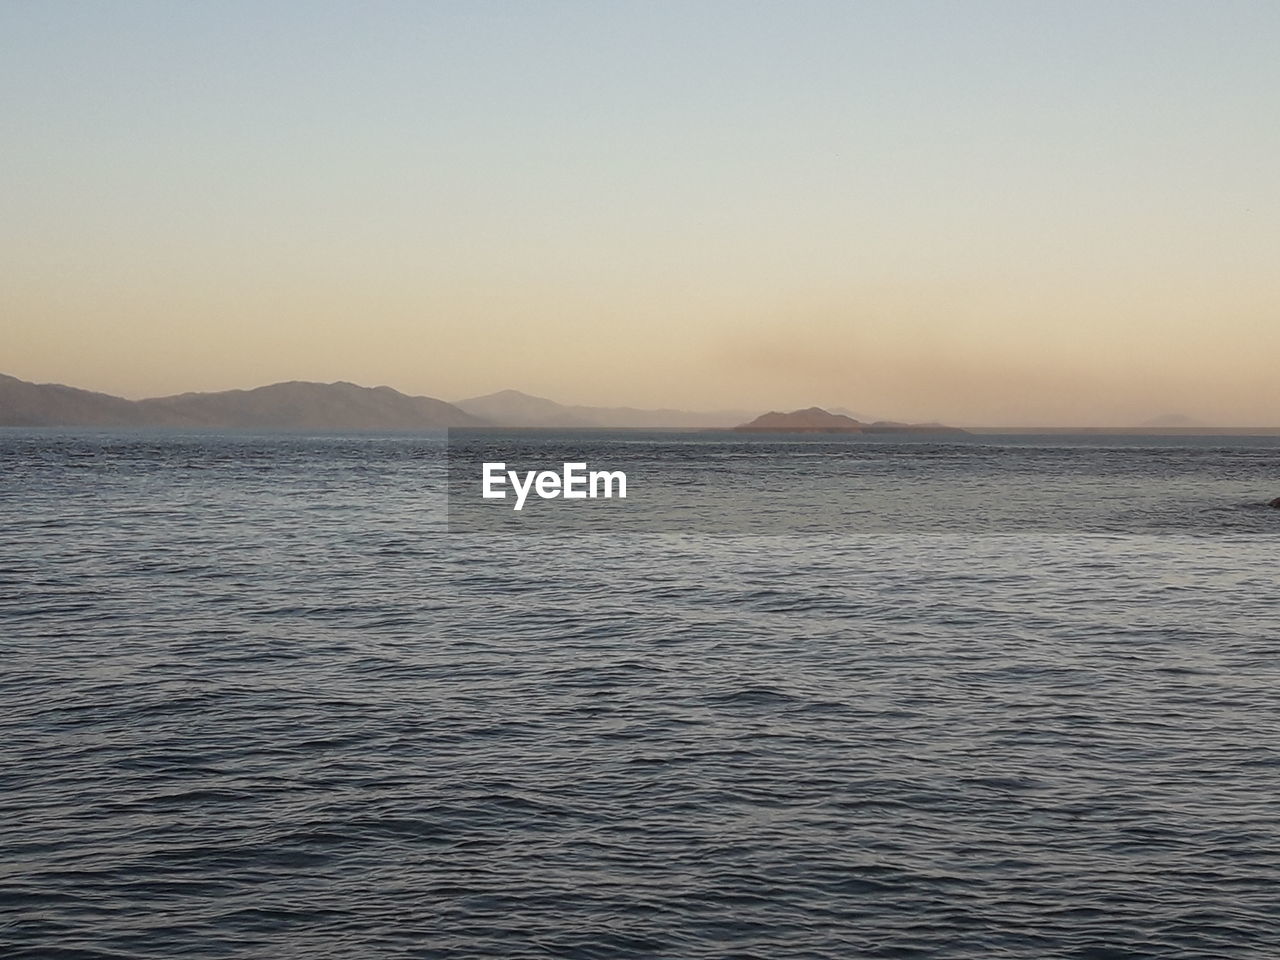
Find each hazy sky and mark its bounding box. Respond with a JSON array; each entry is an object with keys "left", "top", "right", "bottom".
[{"left": 3, "top": 1, "right": 1279, "bottom": 425}]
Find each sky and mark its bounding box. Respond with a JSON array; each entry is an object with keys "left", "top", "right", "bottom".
[{"left": 3, "top": 0, "right": 1279, "bottom": 425}]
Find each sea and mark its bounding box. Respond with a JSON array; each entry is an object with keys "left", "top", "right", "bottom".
[{"left": 2, "top": 429, "right": 1279, "bottom": 959}]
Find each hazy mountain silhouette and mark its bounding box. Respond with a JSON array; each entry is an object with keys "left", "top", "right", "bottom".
[
  {"left": 735, "top": 407, "right": 966, "bottom": 434},
  {"left": 0, "top": 375, "right": 481, "bottom": 429},
  {"left": 861, "top": 419, "right": 967, "bottom": 434},
  {"left": 453, "top": 390, "right": 596, "bottom": 427},
  {"left": 455, "top": 389, "right": 759, "bottom": 428},
  {"left": 0, "top": 373, "right": 155, "bottom": 427},
  {"left": 4, "top": 374, "right": 968, "bottom": 432},
  {"left": 575, "top": 403, "right": 762, "bottom": 429},
  {"left": 735, "top": 407, "right": 864, "bottom": 432},
  {"left": 137, "top": 381, "right": 483, "bottom": 430}
]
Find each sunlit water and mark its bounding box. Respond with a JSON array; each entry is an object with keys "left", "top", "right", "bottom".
[{"left": 3, "top": 431, "right": 1279, "bottom": 959}]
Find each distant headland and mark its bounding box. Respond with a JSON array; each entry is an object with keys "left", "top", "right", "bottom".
[{"left": 734, "top": 407, "right": 968, "bottom": 435}]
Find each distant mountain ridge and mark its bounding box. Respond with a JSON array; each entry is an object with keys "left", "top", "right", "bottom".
[
  {"left": 2, "top": 374, "right": 967, "bottom": 432},
  {"left": 735, "top": 407, "right": 967, "bottom": 434},
  {"left": 0, "top": 373, "right": 155, "bottom": 427},
  {"left": 7, "top": 375, "right": 1261, "bottom": 433},
  {"left": 0, "top": 374, "right": 481, "bottom": 429},
  {"left": 453, "top": 389, "right": 596, "bottom": 428},
  {"left": 454, "top": 389, "right": 759, "bottom": 429},
  {"left": 136, "top": 381, "right": 484, "bottom": 430}
]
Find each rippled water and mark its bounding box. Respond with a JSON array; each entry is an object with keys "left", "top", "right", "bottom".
[{"left": 3, "top": 431, "right": 1279, "bottom": 959}]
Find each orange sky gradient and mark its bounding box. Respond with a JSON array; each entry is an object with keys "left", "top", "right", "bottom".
[{"left": 4, "top": 2, "right": 1279, "bottom": 426}]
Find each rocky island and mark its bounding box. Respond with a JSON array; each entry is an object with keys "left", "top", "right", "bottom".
[{"left": 734, "top": 407, "right": 967, "bottom": 435}]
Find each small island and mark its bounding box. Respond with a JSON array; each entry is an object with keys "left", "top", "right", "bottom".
[{"left": 734, "top": 407, "right": 967, "bottom": 435}]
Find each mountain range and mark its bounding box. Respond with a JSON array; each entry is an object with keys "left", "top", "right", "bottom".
[
  {"left": 2, "top": 373, "right": 978, "bottom": 433},
  {"left": 0, "top": 374, "right": 484, "bottom": 429},
  {"left": 5, "top": 374, "right": 1246, "bottom": 433},
  {"left": 1, "top": 374, "right": 762, "bottom": 430}
]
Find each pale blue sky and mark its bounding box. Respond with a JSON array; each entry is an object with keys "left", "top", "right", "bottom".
[{"left": 4, "top": 1, "right": 1279, "bottom": 423}]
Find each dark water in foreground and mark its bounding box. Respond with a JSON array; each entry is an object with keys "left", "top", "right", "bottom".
[{"left": 3, "top": 431, "right": 1280, "bottom": 959}]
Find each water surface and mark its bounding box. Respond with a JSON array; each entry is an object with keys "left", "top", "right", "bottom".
[{"left": 2, "top": 431, "right": 1278, "bottom": 958}]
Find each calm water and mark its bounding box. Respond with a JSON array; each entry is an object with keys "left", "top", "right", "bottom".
[{"left": 3, "top": 431, "right": 1279, "bottom": 959}]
